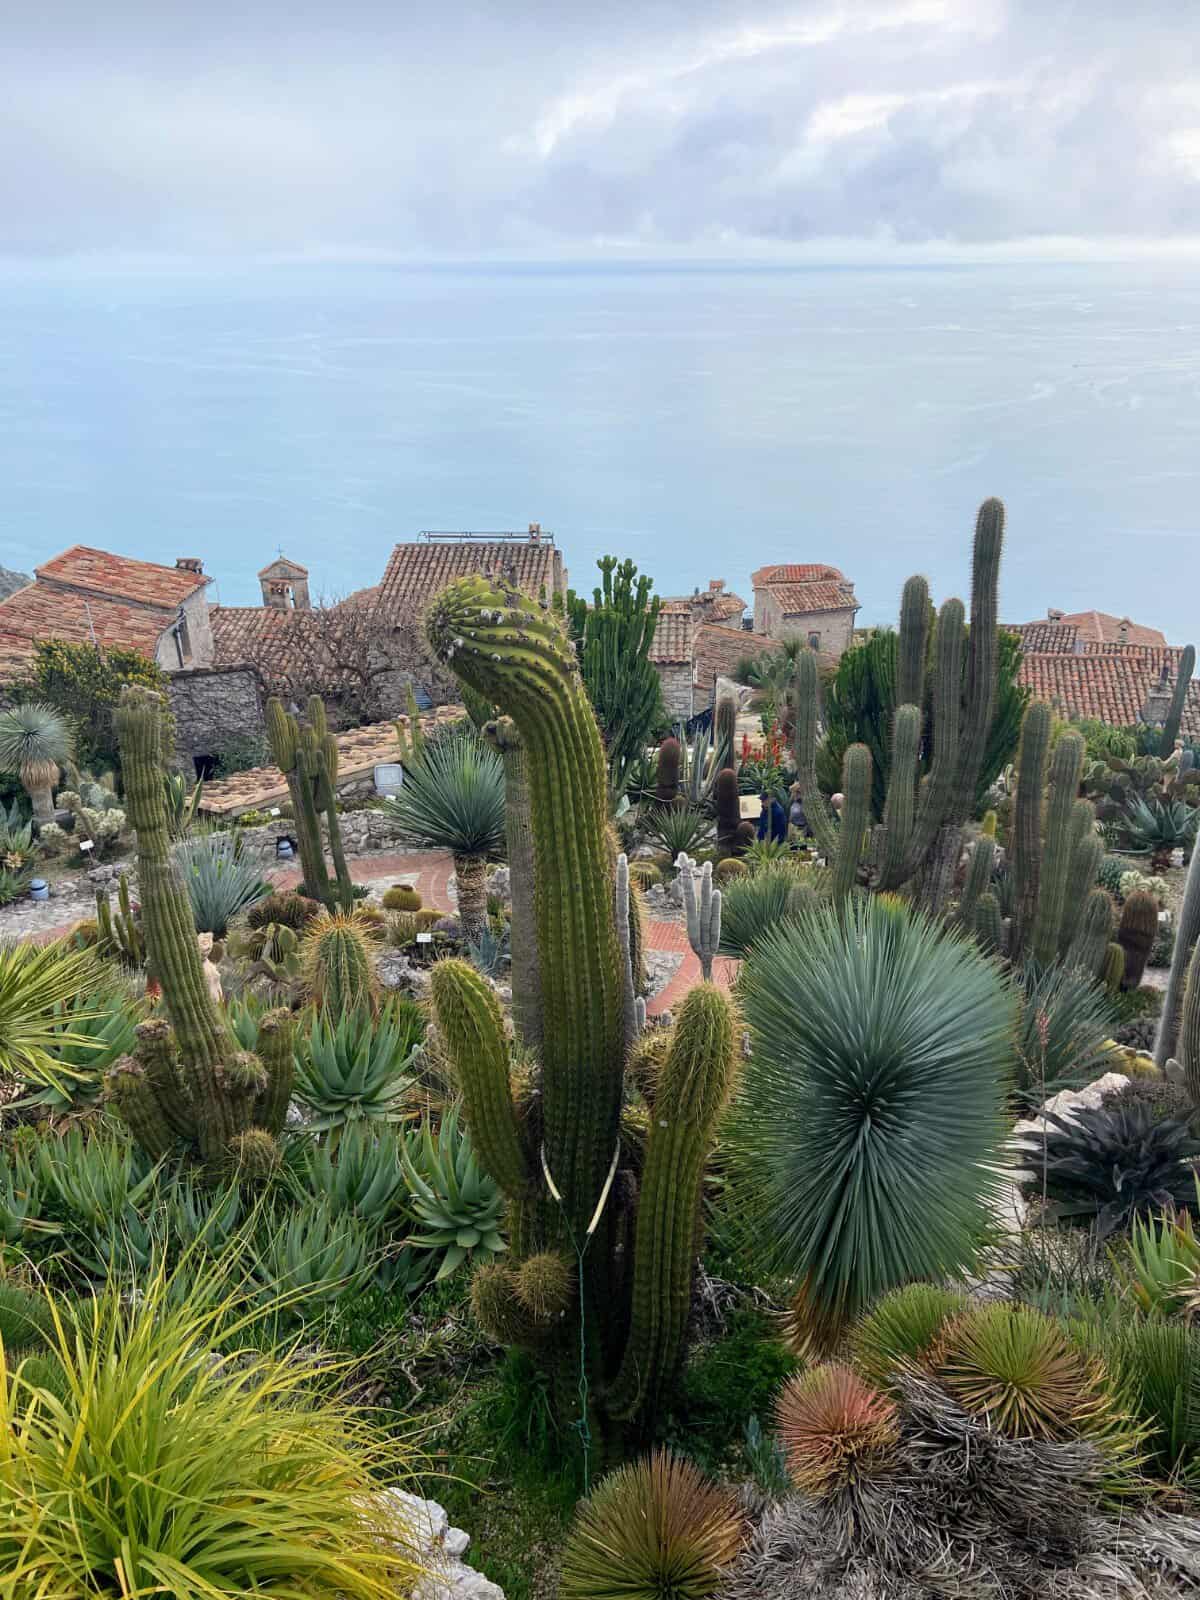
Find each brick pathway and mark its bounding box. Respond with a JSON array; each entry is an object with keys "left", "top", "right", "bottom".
[{"left": 29, "top": 847, "right": 736, "bottom": 1013}]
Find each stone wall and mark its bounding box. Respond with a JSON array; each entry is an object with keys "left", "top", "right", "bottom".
[
  {"left": 656, "top": 661, "right": 694, "bottom": 721},
  {"left": 231, "top": 805, "right": 408, "bottom": 866},
  {"left": 167, "top": 664, "right": 266, "bottom": 777}
]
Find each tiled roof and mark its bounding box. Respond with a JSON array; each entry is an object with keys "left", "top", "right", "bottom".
[
  {"left": 1018, "top": 646, "right": 1200, "bottom": 737},
  {"left": 1047, "top": 610, "right": 1166, "bottom": 647},
  {"left": 660, "top": 590, "right": 747, "bottom": 624},
  {"left": 0, "top": 583, "right": 168, "bottom": 666},
  {"left": 35, "top": 545, "right": 208, "bottom": 608},
  {"left": 769, "top": 580, "right": 858, "bottom": 615},
  {"left": 751, "top": 563, "right": 845, "bottom": 586},
  {"left": 209, "top": 605, "right": 306, "bottom": 667},
  {"left": 692, "top": 623, "right": 777, "bottom": 687},
  {"left": 1004, "top": 622, "right": 1080, "bottom": 654},
  {"left": 649, "top": 610, "right": 694, "bottom": 665},
  {"left": 379, "top": 540, "right": 562, "bottom": 610}
]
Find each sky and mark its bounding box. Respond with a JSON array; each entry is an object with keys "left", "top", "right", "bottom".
[{"left": 5, "top": 0, "right": 1200, "bottom": 260}]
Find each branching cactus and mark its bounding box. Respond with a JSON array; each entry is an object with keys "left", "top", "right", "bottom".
[
  {"left": 264, "top": 694, "right": 353, "bottom": 911},
  {"left": 676, "top": 853, "right": 722, "bottom": 982},
  {"left": 105, "top": 686, "right": 294, "bottom": 1173},
  {"left": 423, "top": 576, "right": 739, "bottom": 1451}
]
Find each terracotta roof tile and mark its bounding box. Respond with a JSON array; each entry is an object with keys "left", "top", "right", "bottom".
[
  {"left": 35, "top": 545, "right": 208, "bottom": 608},
  {"left": 1042, "top": 610, "right": 1167, "bottom": 647},
  {"left": 379, "top": 540, "right": 563, "bottom": 610},
  {"left": 659, "top": 590, "right": 747, "bottom": 624},
  {"left": 1005, "top": 622, "right": 1080, "bottom": 654},
  {"left": 649, "top": 610, "right": 693, "bottom": 664},
  {"left": 0, "top": 583, "right": 167, "bottom": 665},
  {"left": 209, "top": 605, "right": 306, "bottom": 667},
  {"left": 751, "top": 563, "right": 845, "bottom": 586},
  {"left": 768, "top": 580, "right": 858, "bottom": 614},
  {"left": 692, "top": 623, "right": 777, "bottom": 688},
  {"left": 1018, "top": 646, "right": 1199, "bottom": 738}
]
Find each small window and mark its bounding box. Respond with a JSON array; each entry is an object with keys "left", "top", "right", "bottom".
[
  {"left": 174, "top": 610, "right": 192, "bottom": 666},
  {"left": 808, "top": 632, "right": 820, "bottom": 650}
]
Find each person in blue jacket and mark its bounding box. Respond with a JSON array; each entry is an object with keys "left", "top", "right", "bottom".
[{"left": 757, "top": 790, "right": 788, "bottom": 844}]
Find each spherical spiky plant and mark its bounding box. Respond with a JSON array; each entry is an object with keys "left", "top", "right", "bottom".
[
  {"left": 515, "top": 1252, "right": 574, "bottom": 1323},
  {"left": 934, "top": 1304, "right": 1110, "bottom": 1441},
  {"left": 559, "top": 1449, "right": 745, "bottom": 1600},
  {"left": 849, "top": 1283, "right": 968, "bottom": 1390},
  {"left": 0, "top": 702, "right": 71, "bottom": 823},
  {"left": 299, "top": 909, "right": 379, "bottom": 1014},
  {"left": 774, "top": 1364, "right": 900, "bottom": 1499},
  {"left": 245, "top": 890, "right": 321, "bottom": 932}
]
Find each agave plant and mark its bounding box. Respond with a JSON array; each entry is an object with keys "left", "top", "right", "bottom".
[
  {"left": 167, "top": 1175, "right": 248, "bottom": 1259},
  {"left": 13, "top": 983, "right": 145, "bottom": 1112},
  {"left": 730, "top": 897, "right": 1014, "bottom": 1343},
  {"left": 400, "top": 1106, "right": 506, "bottom": 1280},
  {"left": 382, "top": 731, "right": 505, "bottom": 943},
  {"left": 173, "top": 831, "right": 272, "bottom": 937},
  {"left": 1120, "top": 795, "right": 1199, "bottom": 863},
  {"left": 0, "top": 702, "right": 71, "bottom": 823},
  {"left": 559, "top": 1449, "right": 745, "bottom": 1600},
  {"left": 0, "top": 940, "right": 103, "bottom": 1092},
  {"left": 1018, "top": 1100, "right": 1200, "bottom": 1237},
  {"left": 0, "top": 865, "right": 33, "bottom": 906},
  {"left": 293, "top": 999, "right": 424, "bottom": 1137},
  {"left": 252, "top": 1196, "right": 374, "bottom": 1312},
  {"left": 1011, "top": 960, "right": 1119, "bottom": 1105},
  {"left": 642, "top": 804, "right": 714, "bottom": 860},
  {"left": 296, "top": 1123, "right": 405, "bottom": 1226},
  {"left": 1123, "top": 1205, "right": 1200, "bottom": 1317},
  {"left": 33, "top": 1127, "right": 158, "bottom": 1231},
  {"left": 0, "top": 811, "right": 34, "bottom": 874}
]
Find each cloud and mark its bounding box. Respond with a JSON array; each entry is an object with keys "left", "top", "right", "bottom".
[{"left": 1, "top": 0, "right": 1197, "bottom": 256}]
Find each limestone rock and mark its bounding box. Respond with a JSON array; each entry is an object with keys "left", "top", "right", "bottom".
[{"left": 374, "top": 1489, "right": 504, "bottom": 1600}]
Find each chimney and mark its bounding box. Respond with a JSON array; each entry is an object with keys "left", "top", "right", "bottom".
[
  {"left": 528, "top": 522, "right": 541, "bottom": 541},
  {"left": 1047, "top": 608, "right": 1064, "bottom": 622},
  {"left": 1118, "top": 618, "right": 1130, "bottom": 645},
  {"left": 176, "top": 557, "right": 203, "bottom": 575},
  {"left": 708, "top": 579, "right": 724, "bottom": 592}
]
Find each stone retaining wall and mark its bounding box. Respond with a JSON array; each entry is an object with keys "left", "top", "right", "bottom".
[{"left": 232, "top": 806, "right": 407, "bottom": 865}]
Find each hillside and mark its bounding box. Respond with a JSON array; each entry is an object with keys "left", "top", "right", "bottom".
[{"left": 0, "top": 565, "right": 30, "bottom": 602}]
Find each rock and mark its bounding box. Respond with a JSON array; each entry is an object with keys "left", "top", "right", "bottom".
[
  {"left": 1010, "top": 1072, "right": 1131, "bottom": 1145},
  {"left": 495, "top": 985, "right": 512, "bottom": 1006},
  {"left": 374, "top": 1489, "right": 505, "bottom": 1600},
  {"left": 87, "top": 863, "right": 120, "bottom": 886}
]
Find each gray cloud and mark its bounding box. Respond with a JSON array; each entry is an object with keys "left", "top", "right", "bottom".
[{"left": 4, "top": 0, "right": 1198, "bottom": 255}]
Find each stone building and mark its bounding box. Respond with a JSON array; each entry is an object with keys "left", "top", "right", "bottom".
[
  {"left": 647, "top": 580, "right": 752, "bottom": 719},
  {"left": 1012, "top": 608, "right": 1167, "bottom": 649},
  {"left": 0, "top": 546, "right": 215, "bottom": 678},
  {"left": 165, "top": 663, "right": 268, "bottom": 780},
  {"left": 750, "top": 563, "right": 859, "bottom": 656}
]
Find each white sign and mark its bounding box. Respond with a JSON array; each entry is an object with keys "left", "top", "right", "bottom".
[
  {"left": 268, "top": 807, "right": 281, "bottom": 817},
  {"left": 79, "top": 839, "right": 95, "bottom": 853},
  {"left": 416, "top": 931, "right": 433, "bottom": 944}
]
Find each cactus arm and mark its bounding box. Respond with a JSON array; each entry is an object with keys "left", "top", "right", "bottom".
[
  {"left": 896, "top": 575, "right": 931, "bottom": 712},
  {"left": 616, "top": 854, "right": 641, "bottom": 1046},
  {"left": 957, "top": 835, "right": 995, "bottom": 932},
  {"left": 792, "top": 648, "right": 840, "bottom": 859},
  {"left": 1057, "top": 802, "right": 1103, "bottom": 956},
  {"left": 1008, "top": 701, "right": 1051, "bottom": 962},
  {"left": 1156, "top": 843, "right": 1200, "bottom": 1068},
  {"left": 266, "top": 698, "right": 332, "bottom": 909},
  {"left": 1066, "top": 888, "right": 1115, "bottom": 978},
  {"left": 952, "top": 497, "right": 1004, "bottom": 822},
  {"left": 832, "top": 745, "right": 872, "bottom": 901},
  {"left": 878, "top": 705, "right": 921, "bottom": 888},
  {"left": 1160, "top": 644, "right": 1195, "bottom": 757},
  {"left": 678, "top": 854, "right": 722, "bottom": 982},
  {"left": 608, "top": 984, "right": 738, "bottom": 1421},
  {"left": 316, "top": 731, "right": 355, "bottom": 912},
  {"left": 488, "top": 717, "right": 542, "bottom": 1050},
  {"left": 426, "top": 577, "right": 624, "bottom": 1240},
  {"left": 253, "top": 1008, "right": 295, "bottom": 1135},
  {"left": 1031, "top": 730, "right": 1085, "bottom": 967},
  {"left": 1102, "top": 942, "right": 1126, "bottom": 992},
  {"left": 1179, "top": 944, "right": 1200, "bottom": 1107}
]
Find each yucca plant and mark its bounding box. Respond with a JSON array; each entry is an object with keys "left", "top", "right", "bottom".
[
  {"left": 294, "top": 999, "right": 423, "bottom": 1137},
  {"left": 643, "top": 804, "right": 714, "bottom": 860},
  {"left": 12, "top": 982, "right": 145, "bottom": 1112},
  {"left": 0, "top": 1265, "right": 423, "bottom": 1597},
  {"left": 382, "top": 729, "right": 505, "bottom": 942},
  {"left": 849, "top": 1283, "right": 967, "bottom": 1390},
  {"left": 400, "top": 1105, "right": 506, "bottom": 1280},
  {"left": 173, "top": 830, "right": 272, "bottom": 937},
  {"left": 1011, "top": 960, "right": 1119, "bottom": 1105},
  {"left": 730, "top": 897, "right": 1013, "bottom": 1342},
  {"left": 253, "top": 1196, "right": 375, "bottom": 1311},
  {"left": 0, "top": 939, "right": 103, "bottom": 1092},
  {"left": 559, "top": 1449, "right": 745, "bottom": 1600},
  {"left": 297, "top": 1123, "right": 406, "bottom": 1226},
  {"left": 0, "top": 701, "right": 71, "bottom": 823},
  {"left": 774, "top": 1363, "right": 900, "bottom": 1498},
  {"left": 740, "top": 836, "right": 792, "bottom": 870},
  {"left": 1018, "top": 1100, "right": 1200, "bottom": 1237},
  {"left": 717, "top": 861, "right": 811, "bottom": 958}
]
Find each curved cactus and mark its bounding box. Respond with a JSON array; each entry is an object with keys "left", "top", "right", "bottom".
[
  {"left": 106, "top": 686, "right": 293, "bottom": 1170},
  {"left": 264, "top": 694, "right": 351, "bottom": 911},
  {"left": 424, "top": 576, "right": 738, "bottom": 1446},
  {"left": 1160, "top": 644, "right": 1196, "bottom": 757}
]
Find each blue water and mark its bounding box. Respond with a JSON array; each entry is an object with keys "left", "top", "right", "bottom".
[{"left": 1, "top": 261, "right": 1197, "bottom": 640}]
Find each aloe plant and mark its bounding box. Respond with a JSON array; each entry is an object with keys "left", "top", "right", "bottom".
[
  {"left": 252, "top": 1197, "right": 374, "bottom": 1312},
  {"left": 400, "top": 1106, "right": 506, "bottom": 1280},
  {"left": 293, "top": 999, "right": 423, "bottom": 1136},
  {"left": 296, "top": 1123, "right": 406, "bottom": 1226}
]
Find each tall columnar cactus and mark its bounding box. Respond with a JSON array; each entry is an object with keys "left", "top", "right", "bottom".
[
  {"left": 1117, "top": 890, "right": 1160, "bottom": 991},
  {"left": 792, "top": 498, "right": 1003, "bottom": 906},
  {"left": 1009, "top": 701, "right": 1051, "bottom": 961},
  {"left": 96, "top": 872, "right": 144, "bottom": 968},
  {"left": 424, "top": 576, "right": 738, "bottom": 1447},
  {"left": 1066, "top": 888, "right": 1118, "bottom": 979},
  {"left": 677, "top": 854, "right": 722, "bottom": 982},
  {"left": 1179, "top": 944, "right": 1200, "bottom": 1108},
  {"left": 1157, "top": 842, "right": 1200, "bottom": 1070},
  {"left": 714, "top": 767, "right": 741, "bottom": 855},
  {"left": 264, "top": 695, "right": 352, "bottom": 911},
  {"left": 655, "top": 736, "right": 682, "bottom": 807},
  {"left": 488, "top": 716, "right": 542, "bottom": 1050},
  {"left": 105, "top": 686, "right": 293, "bottom": 1171},
  {"left": 1160, "top": 644, "right": 1196, "bottom": 757},
  {"left": 956, "top": 831, "right": 995, "bottom": 933},
  {"left": 686, "top": 682, "right": 739, "bottom": 805},
  {"left": 1031, "top": 730, "right": 1086, "bottom": 967}
]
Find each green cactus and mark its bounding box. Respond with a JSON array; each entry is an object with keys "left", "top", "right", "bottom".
[
  {"left": 96, "top": 872, "right": 144, "bottom": 968},
  {"left": 487, "top": 715, "right": 542, "bottom": 1051},
  {"left": 424, "top": 575, "right": 739, "bottom": 1449},
  {"left": 264, "top": 694, "right": 352, "bottom": 912},
  {"left": 831, "top": 743, "right": 872, "bottom": 901},
  {"left": 105, "top": 686, "right": 293, "bottom": 1170},
  {"left": 1030, "top": 730, "right": 1086, "bottom": 967},
  {"left": 1156, "top": 843, "right": 1200, "bottom": 1070},
  {"left": 1160, "top": 644, "right": 1195, "bottom": 757},
  {"left": 896, "top": 575, "right": 931, "bottom": 711},
  {"left": 714, "top": 767, "right": 741, "bottom": 855},
  {"left": 974, "top": 891, "right": 1003, "bottom": 954},
  {"left": 956, "top": 833, "right": 995, "bottom": 932},
  {"left": 654, "top": 736, "right": 682, "bottom": 806},
  {"left": 1065, "top": 887, "right": 1116, "bottom": 978},
  {"left": 1117, "top": 889, "right": 1160, "bottom": 991},
  {"left": 1179, "top": 942, "right": 1200, "bottom": 1109},
  {"left": 300, "top": 910, "right": 378, "bottom": 1015},
  {"left": 1101, "top": 942, "right": 1126, "bottom": 993},
  {"left": 1008, "top": 698, "right": 1054, "bottom": 960}
]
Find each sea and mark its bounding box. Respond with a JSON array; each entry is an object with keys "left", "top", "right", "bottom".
[{"left": 0, "top": 259, "right": 1197, "bottom": 639}]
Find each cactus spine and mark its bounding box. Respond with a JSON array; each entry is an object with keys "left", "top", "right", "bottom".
[
  {"left": 264, "top": 694, "right": 352, "bottom": 911},
  {"left": 1160, "top": 644, "right": 1196, "bottom": 757},
  {"left": 1156, "top": 843, "right": 1200, "bottom": 1069},
  {"left": 424, "top": 576, "right": 738, "bottom": 1446},
  {"left": 1179, "top": 943, "right": 1200, "bottom": 1108},
  {"left": 106, "top": 686, "right": 293, "bottom": 1170},
  {"left": 1117, "top": 890, "right": 1159, "bottom": 991},
  {"left": 677, "top": 854, "right": 722, "bottom": 981}
]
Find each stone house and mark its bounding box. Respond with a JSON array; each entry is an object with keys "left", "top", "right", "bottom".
[
  {"left": 0, "top": 546, "right": 215, "bottom": 679},
  {"left": 750, "top": 563, "right": 859, "bottom": 656},
  {"left": 1015, "top": 639, "right": 1198, "bottom": 738},
  {"left": 647, "top": 581, "right": 750, "bottom": 721},
  {"left": 1013, "top": 608, "right": 1167, "bottom": 649}
]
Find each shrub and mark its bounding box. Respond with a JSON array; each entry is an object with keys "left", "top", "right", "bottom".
[
  {"left": 849, "top": 1283, "right": 967, "bottom": 1389},
  {"left": 775, "top": 1364, "right": 900, "bottom": 1497},
  {"left": 730, "top": 898, "right": 1013, "bottom": 1342},
  {"left": 1011, "top": 960, "right": 1118, "bottom": 1104},
  {"left": 0, "top": 939, "right": 102, "bottom": 1092},
  {"left": 559, "top": 1449, "right": 744, "bottom": 1600},
  {"left": 294, "top": 998, "right": 424, "bottom": 1136},
  {"left": 173, "top": 831, "right": 272, "bottom": 936},
  {"left": 382, "top": 883, "right": 422, "bottom": 912},
  {"left": 0, "top": 1266, "right": 421, "bottom": 1596},
  {"left": 642, "top": 803, "right": 714, "bottom": 860},
  {"left": 717, "top": 861, "right": 811, "bottom": 958},
  {"left": 211, "top": 731, "right": 270, "bottom": 777},
  {"left": 1018, "top": 1101, "right": 1200, "bottom": 1236},
  {"left": 15, "top": 639, "right": 165, "bottom": 776}
]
